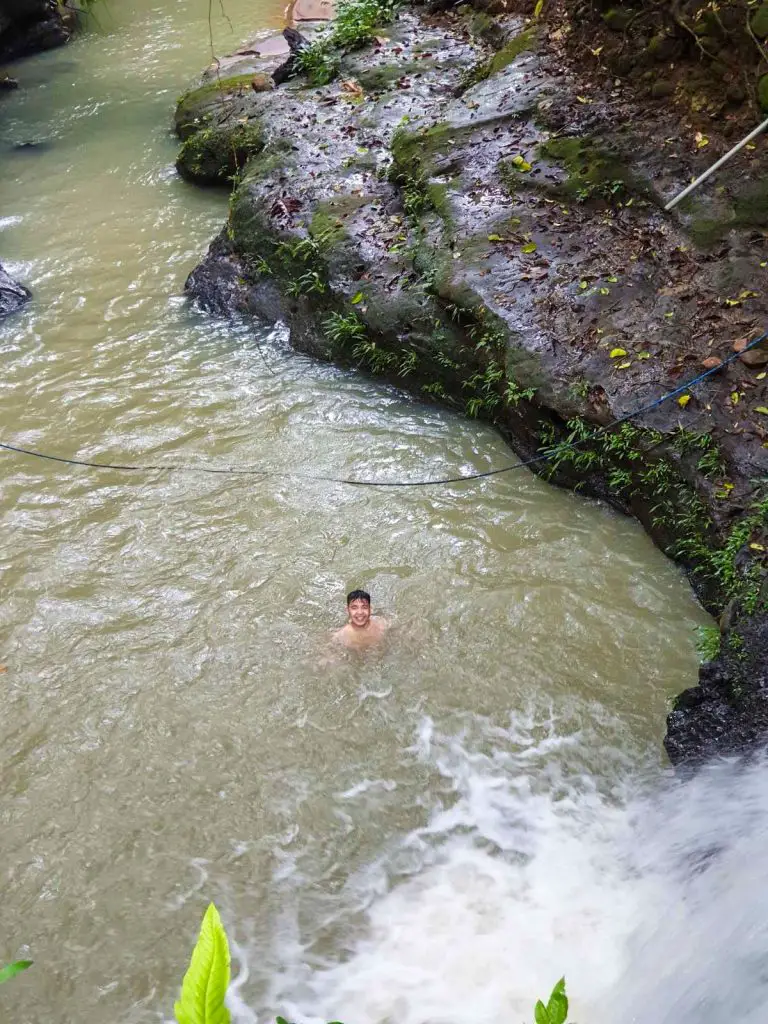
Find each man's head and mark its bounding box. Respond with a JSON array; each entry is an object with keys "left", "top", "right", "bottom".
[{"left": 346, "top": 589, "right": 371, "bottom": 628}]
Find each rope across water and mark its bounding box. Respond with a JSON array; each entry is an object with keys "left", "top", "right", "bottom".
[{"left": 2, "top": 332, "right": 766, "bottom": 488}]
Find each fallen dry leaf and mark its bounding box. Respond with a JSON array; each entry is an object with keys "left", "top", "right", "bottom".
[
  {"left": 340, "top": 79, "right": 363, "bottom": 96},
  {"left": 702, "top": 356, "right": 723, "bottom": 369},
  {"left": 732, "top": 337, "right": 748, "bottom": 352}
]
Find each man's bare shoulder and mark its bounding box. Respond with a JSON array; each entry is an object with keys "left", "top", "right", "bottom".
[{"left": 333, "top": 617, "right": 389, "bottom": 649}]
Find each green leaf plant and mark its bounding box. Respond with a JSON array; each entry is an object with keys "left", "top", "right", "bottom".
[
  {"left": 534, "top": 978, "right": 569, "bottom": 1024},
  {"left": 0, "top": 960, "right": 32, "bottom": 986},
  {"left": 175, "top": 904, "right": 231, "bottom": 1024}
]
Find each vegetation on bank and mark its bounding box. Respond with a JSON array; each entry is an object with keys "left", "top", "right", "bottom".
[
  {"left": 295, "top": 0, "right": 402, "bottom": 85},
  {"left": 1, "top": 906, "right": 571, "bottom": 1023}
]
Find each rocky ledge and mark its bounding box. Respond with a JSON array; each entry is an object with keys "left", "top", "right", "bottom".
[
  {"left": 0, "top": 0, "right": 76, "bottom": 63},
  {"left": 0, "top": 263, "right": 31, "bottom": 317},
  {"left": 176, "top": 0, "right": 768, "bottom": 766}
]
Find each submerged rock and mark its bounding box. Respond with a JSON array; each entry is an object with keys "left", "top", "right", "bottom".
[
  {"left": 0, "top": 264, "right": 30, "bottom": 317},
  {"left": 177, "top": 1, "right": 768, "bottom": 765}
]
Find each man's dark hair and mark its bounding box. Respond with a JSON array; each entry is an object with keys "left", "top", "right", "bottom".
[{"left": 347, "top": 589, "right": 371, "bottom": 605}]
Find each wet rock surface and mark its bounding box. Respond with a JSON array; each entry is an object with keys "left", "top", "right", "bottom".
[
  {"left": 177, "top": 0, "right": 768, "bottom": 765},
  {"left": 0, "top": 264, "right": 31, "bottom": 317},
  {"left": 0, "top": 0, "right": 73, "bottom": 62}
]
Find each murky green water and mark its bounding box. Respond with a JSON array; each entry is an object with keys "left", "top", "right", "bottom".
[{"left": 0, "top": 4, "right": 710, "bottom": 1022}]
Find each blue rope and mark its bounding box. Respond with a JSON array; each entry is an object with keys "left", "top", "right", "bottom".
[{"left": 1, "top": 331, "right": 766, "bottom": 488}]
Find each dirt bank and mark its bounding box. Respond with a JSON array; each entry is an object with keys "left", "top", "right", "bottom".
[{"left": 175, "top": 0, "right": 768, "bottom": 765}]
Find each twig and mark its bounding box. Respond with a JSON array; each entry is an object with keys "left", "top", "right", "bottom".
[{"left": 670, "top": 0, "right": 717, "bottom": 60}]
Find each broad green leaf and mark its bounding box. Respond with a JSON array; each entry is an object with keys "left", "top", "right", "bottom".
[
  {"left": 534, "top": 0, "right": 544, "bottom": 16},
  {"left": 512, "top": 155, "right": 533, "bottom": 172},
  {"left": 521, "top": 242, "right": 537, "bottom": 253},
  {"left": 609, "top": 348, "right": 627, "bottom": 358},
  {"left": 534, "top": 999, "right": 551, "bottom": 1024},
  {"left": 351, "top": 292, "right": 364, "bottom": 304},
  {"left": 756, "top": 406, "right": 768, "bottom": 415},
  {"left": 678, "top": 394, "right": 691, "bottom": 407},
  {"left": 0, "top": 960, "right": 32, "bottom": 986},
  {"left": 175, "top": 904, "right": 231, "bottom": 1024},
  {"left": 546, "top": 978, "right": 568, "bottom": 1024},
  {"left": 487, "top": 233, "right": 504, "bottom": 241}
]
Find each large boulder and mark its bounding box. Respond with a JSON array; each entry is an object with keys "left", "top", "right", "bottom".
[
  {"left": 0, "top": 0, "right": 73, "bottom": 61},
  {"left": 0, "top": 264, "right": 30, "bottom": 317},
  {"left": 666, "top": 613, "right": 768, "bottom": 766}
]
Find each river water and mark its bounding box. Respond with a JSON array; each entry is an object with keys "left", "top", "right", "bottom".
[{"left": 2, "top": 3, "right": 760, "bottom": 1023}]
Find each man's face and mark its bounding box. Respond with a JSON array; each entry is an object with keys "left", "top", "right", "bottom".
[{"left": 347, "top": 598, "right": 371, "bottom": 628}]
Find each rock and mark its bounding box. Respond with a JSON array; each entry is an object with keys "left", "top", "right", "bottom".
[
  {"left": 647, "top": 32, "right": 679, "bottom": 62},
  {"left": 650, "top": 79, "right": 674, "bottom": 99},
  {"left": 752, "top": 2, "right": 768, "bottom": 38},
  {"left": 666, "top": 614, "right": 768, "bottom": 766},
  {"left": 176, "top": 119, "right": 264, "bottom": 184},
  {"left": 288, "top": 0, "right": 335, "bottom": 22},
  {"left": 234, "top": 34, "right": 290, "bottom": 58},
  {"left": 0, "top": 0, "right": 72, "bottom": 61},
  {"left": 0, "top": 74, "right": 18, "bottom": 90},
  {"left": 602, "top": 7, "right": 634, "bottom": 31},
  {"left": 0, "top": 264, "right": 31, "bottom": 317},
  {"left": 739, "top": 344, "right": 768, "bottom": 368}
]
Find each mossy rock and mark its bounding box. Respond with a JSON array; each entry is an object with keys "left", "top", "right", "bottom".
[
  {"left": 752, "top": 2, "right": 768, "bottom": 38},
  {"left": 356, "top": 61, "right": 431, "bottom": 93},
  {"left": 504, "top": 136, "right": 650, "bottom": 205},
  {"left": 677, "top": 178, "right": 768, "bottom": 246},
  {"left": 460, "top": 27, "right": 536, "bottom": 90},
  {"left": 175, "top": 74, "right": 272, "bottom": 139},
  {"left": 176, "top": 120, "right": 264, "bottom": 185},
  {"left": 602, "top": 7, "right": 634, "bottom": 31}
]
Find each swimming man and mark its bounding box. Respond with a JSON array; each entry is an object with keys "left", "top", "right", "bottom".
[{"left": 334, "top": 589, "right": 388, "bottom": 649}]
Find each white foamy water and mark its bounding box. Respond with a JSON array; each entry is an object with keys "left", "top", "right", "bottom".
[{"left": 220, "top": 721, "right": 768, "bottom": 1024}]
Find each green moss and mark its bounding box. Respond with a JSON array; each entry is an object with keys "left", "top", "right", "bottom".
[
  {"left": 499, "top": 136, "right": 650, "bottom": 205},
  {"left": 752, "top": 3, "right": 768, "bottom": 38},
  {"left": 460, "top": 27, "right": 536, "bottom": 90},
  {"left": 175, "top": 75, "right": 269, "bottom": 138},
  {"left": 535, "top": 137, "right": 639, "bottom": 202},
  {"left": 357, "top": 61, "right": 432, "bottom": 92},
  {"left": 176, "top": 121, "right": 264, "bottom": 185},
  {"left": 390, "top": 123, "right": 467, "bottom": 226},
  {"left": 679, "top": 178, "right": 768, "bottom": 246},
  {"left": 467, "top": 10, "right": 501, "bottom": 44},
  {"left": 311, "top": 194, "right": 371, "bottom": 241}
]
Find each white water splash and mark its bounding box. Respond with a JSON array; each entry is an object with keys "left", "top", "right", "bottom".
[{"left": 226, "top": 719, "right": 768, "bottom": 1024}]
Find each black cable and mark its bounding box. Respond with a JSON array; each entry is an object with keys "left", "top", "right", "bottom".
[{"left": 2, "top": 332, "right": 765, "bottom": 488}]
